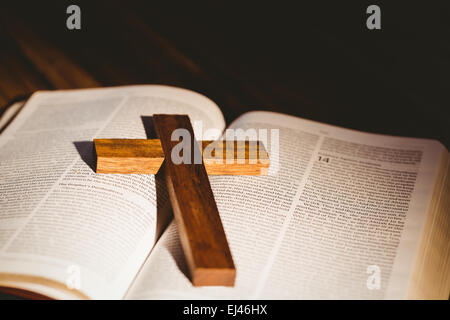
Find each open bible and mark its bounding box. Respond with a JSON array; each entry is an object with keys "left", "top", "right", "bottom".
[{"left": 0, "top": 85, "right": 448, "bottom": 299}]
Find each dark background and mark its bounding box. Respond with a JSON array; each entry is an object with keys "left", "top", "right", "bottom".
[{"left": 0, "top": 0, "right": 449, "bottom": 147}]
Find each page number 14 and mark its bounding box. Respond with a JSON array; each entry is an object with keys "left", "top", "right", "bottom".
[{"left": 318, "top": 156, "right": 330, "bottom": 163}]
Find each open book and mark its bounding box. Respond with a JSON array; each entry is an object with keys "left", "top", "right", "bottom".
[{"left": 0, "top": 85, "right": 448, "bottom": 299}]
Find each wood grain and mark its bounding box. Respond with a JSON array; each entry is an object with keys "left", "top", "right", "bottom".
[
  {"left": 95, "top": 139, "right": 269, "bottom": 175},
  {"left": 95, "top": 139, "right": 165, "bottom": 174},
  {"left": 201, "top": 140, "right": 269, "bottom": 175},
  {"left": 1, "top": 12, "right": 99, "bottom": 89},
  {"left": 0, "top": 27, "right": 49, "bottom": 109},
  {"left": 152, "top": 114, "right": 236, "bottom": 286}
]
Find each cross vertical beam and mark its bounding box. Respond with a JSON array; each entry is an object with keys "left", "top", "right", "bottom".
[{"left": 152, "top": 114, "right": 236, "bottom": 286}]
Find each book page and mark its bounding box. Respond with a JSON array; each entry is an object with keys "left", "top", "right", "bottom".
[
  {"left": 0, "top": 85, "right": 225, "bottom": 299},
  {"left": 0, "top": 100, "right": 25, "bottom": 133},
  {"left": 126, "top": 111, "right": 446, "bottom": 299}
]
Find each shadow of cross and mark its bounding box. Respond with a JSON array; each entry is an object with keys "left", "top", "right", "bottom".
[{"left": 94, "top": 114, "right": 270, "bottom": 287}]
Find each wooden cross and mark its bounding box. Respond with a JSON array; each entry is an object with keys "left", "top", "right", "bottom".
[{"left": 94, "top": 115, "right": 269, "bottom": 286}]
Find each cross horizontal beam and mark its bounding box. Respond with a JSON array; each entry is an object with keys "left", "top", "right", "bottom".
[{"left": 94, "top": 139, "right": 270, "bottom": 175}]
